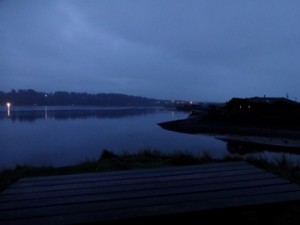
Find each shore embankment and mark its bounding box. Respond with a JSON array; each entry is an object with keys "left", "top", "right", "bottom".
[{"left": 158, "top": 119, "right": 300, "bottom": 138}]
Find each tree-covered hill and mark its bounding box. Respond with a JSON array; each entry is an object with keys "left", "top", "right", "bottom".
[{"left": 0, "top": 89, "right": 165, "bottom": 106}]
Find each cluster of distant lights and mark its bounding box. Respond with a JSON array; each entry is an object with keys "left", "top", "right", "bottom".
[{"left": 168, "top": 100, "right": 193, "bottom": 104}]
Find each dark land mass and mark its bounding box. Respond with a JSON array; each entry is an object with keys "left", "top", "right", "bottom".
[
  {"left": 0, "top": 89, "right": 166, "bottom": 106},
  {"left": 159, "top": 119, "right": 300, "bottom": 138},
  {"left": 159, "top": 97, "right": 300, "bottom": 139}
]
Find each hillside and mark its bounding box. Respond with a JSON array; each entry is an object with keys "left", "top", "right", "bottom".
[{"left": 0, "top": 89, "right": 164, "bottom": 106}]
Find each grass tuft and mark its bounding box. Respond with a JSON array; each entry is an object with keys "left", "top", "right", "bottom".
[{"left": 246, "top": 154, "right": 300, "bottom": 185}]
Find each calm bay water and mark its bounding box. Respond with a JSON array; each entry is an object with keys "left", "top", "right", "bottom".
[
  {"left": 0, "top": 106, "right": 227, "bottom": 170},
  {"left": 1, "top": 106, "right": 300, "bottom": 170}
]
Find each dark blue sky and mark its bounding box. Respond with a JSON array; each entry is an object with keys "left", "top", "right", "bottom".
[{"left": 1, "top": 0, "right": 300, "bottom": 102}]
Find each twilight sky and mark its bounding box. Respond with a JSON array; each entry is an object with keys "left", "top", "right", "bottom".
[{"left": 1, "top": 0, "right": 300, "bottom": 102}]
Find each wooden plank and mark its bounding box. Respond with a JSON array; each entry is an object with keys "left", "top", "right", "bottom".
[
  {"left": 1, "top": 162, "right": 300, "bottom": 225},
  {"left": 1, "top": 184, "right": 300, "bottom": 224},
  {"left": 17, "top": 161, "right": 249, "bottom": 183},
  {"left": 7, "top": 162, "right": 255, "bottom": 189},
  {"left": 1, "top": 182, "right": 298, "bottom": 220},
  {"left": 2, "top": 168, "right": 262, "bottom": 194},
  {"left": 3, "top": 167, "right": 264, "bottom": 194},
  {"left": 0, "top": 172, "right": 276, "bottom": 202},
  {"left": 0, "top": 177, "right": 289, "bottom": 210},
  {"left": 51, "top": 190, "right": 300, "bottom": 225}
]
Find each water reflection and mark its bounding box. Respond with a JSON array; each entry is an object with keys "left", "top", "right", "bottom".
[
  {"left": 0, "top": 106, "right": 163, "bottom": 122},
  {"left": 45, "top": 106, "right": 48, "bottom": 119},
  {"left": 223, "top": 139, "right": 300, "bottom": 155},
  {"left": 2, "top": 106, "right": 300, "bottom": 170},
  {"left": 0, "top": 108, "right": 227, "bottom": 170}
]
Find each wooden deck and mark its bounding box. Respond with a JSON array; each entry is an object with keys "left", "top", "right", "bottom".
[{"left": 1, "top": 161, "right": 300, "bottom": 224}]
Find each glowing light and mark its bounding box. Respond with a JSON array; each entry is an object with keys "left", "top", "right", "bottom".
[{"left": 6, "top": 102, "right": 11, "bottom": 117}]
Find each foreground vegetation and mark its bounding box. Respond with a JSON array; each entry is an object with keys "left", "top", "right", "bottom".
[{"left": 1, "top": 149, "right": 300, "bottom": 193}]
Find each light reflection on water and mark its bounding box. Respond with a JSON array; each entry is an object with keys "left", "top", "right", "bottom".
[{"left": 1, "top": 106, "right": 300, "bottom": 170}]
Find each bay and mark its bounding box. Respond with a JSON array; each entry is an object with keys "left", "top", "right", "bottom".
[
  {"left": 0, "top": 106, "right": 226, "bottom": 170},
  {"left": 1, "top": 106, "right": 300, "bottom": 171}
]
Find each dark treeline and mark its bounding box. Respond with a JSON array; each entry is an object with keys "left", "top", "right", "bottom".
[{"left": 0, "top": 89, "right": 164, "bottom": 106}]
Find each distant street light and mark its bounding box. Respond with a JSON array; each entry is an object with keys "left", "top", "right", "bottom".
[{"left": 6, "top": 102, "right": 11, "bottom": 116}]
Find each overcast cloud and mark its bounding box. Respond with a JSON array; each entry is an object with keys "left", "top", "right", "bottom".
[{"left": 1, "top": 0, "right": 300, "bottom": 101}]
